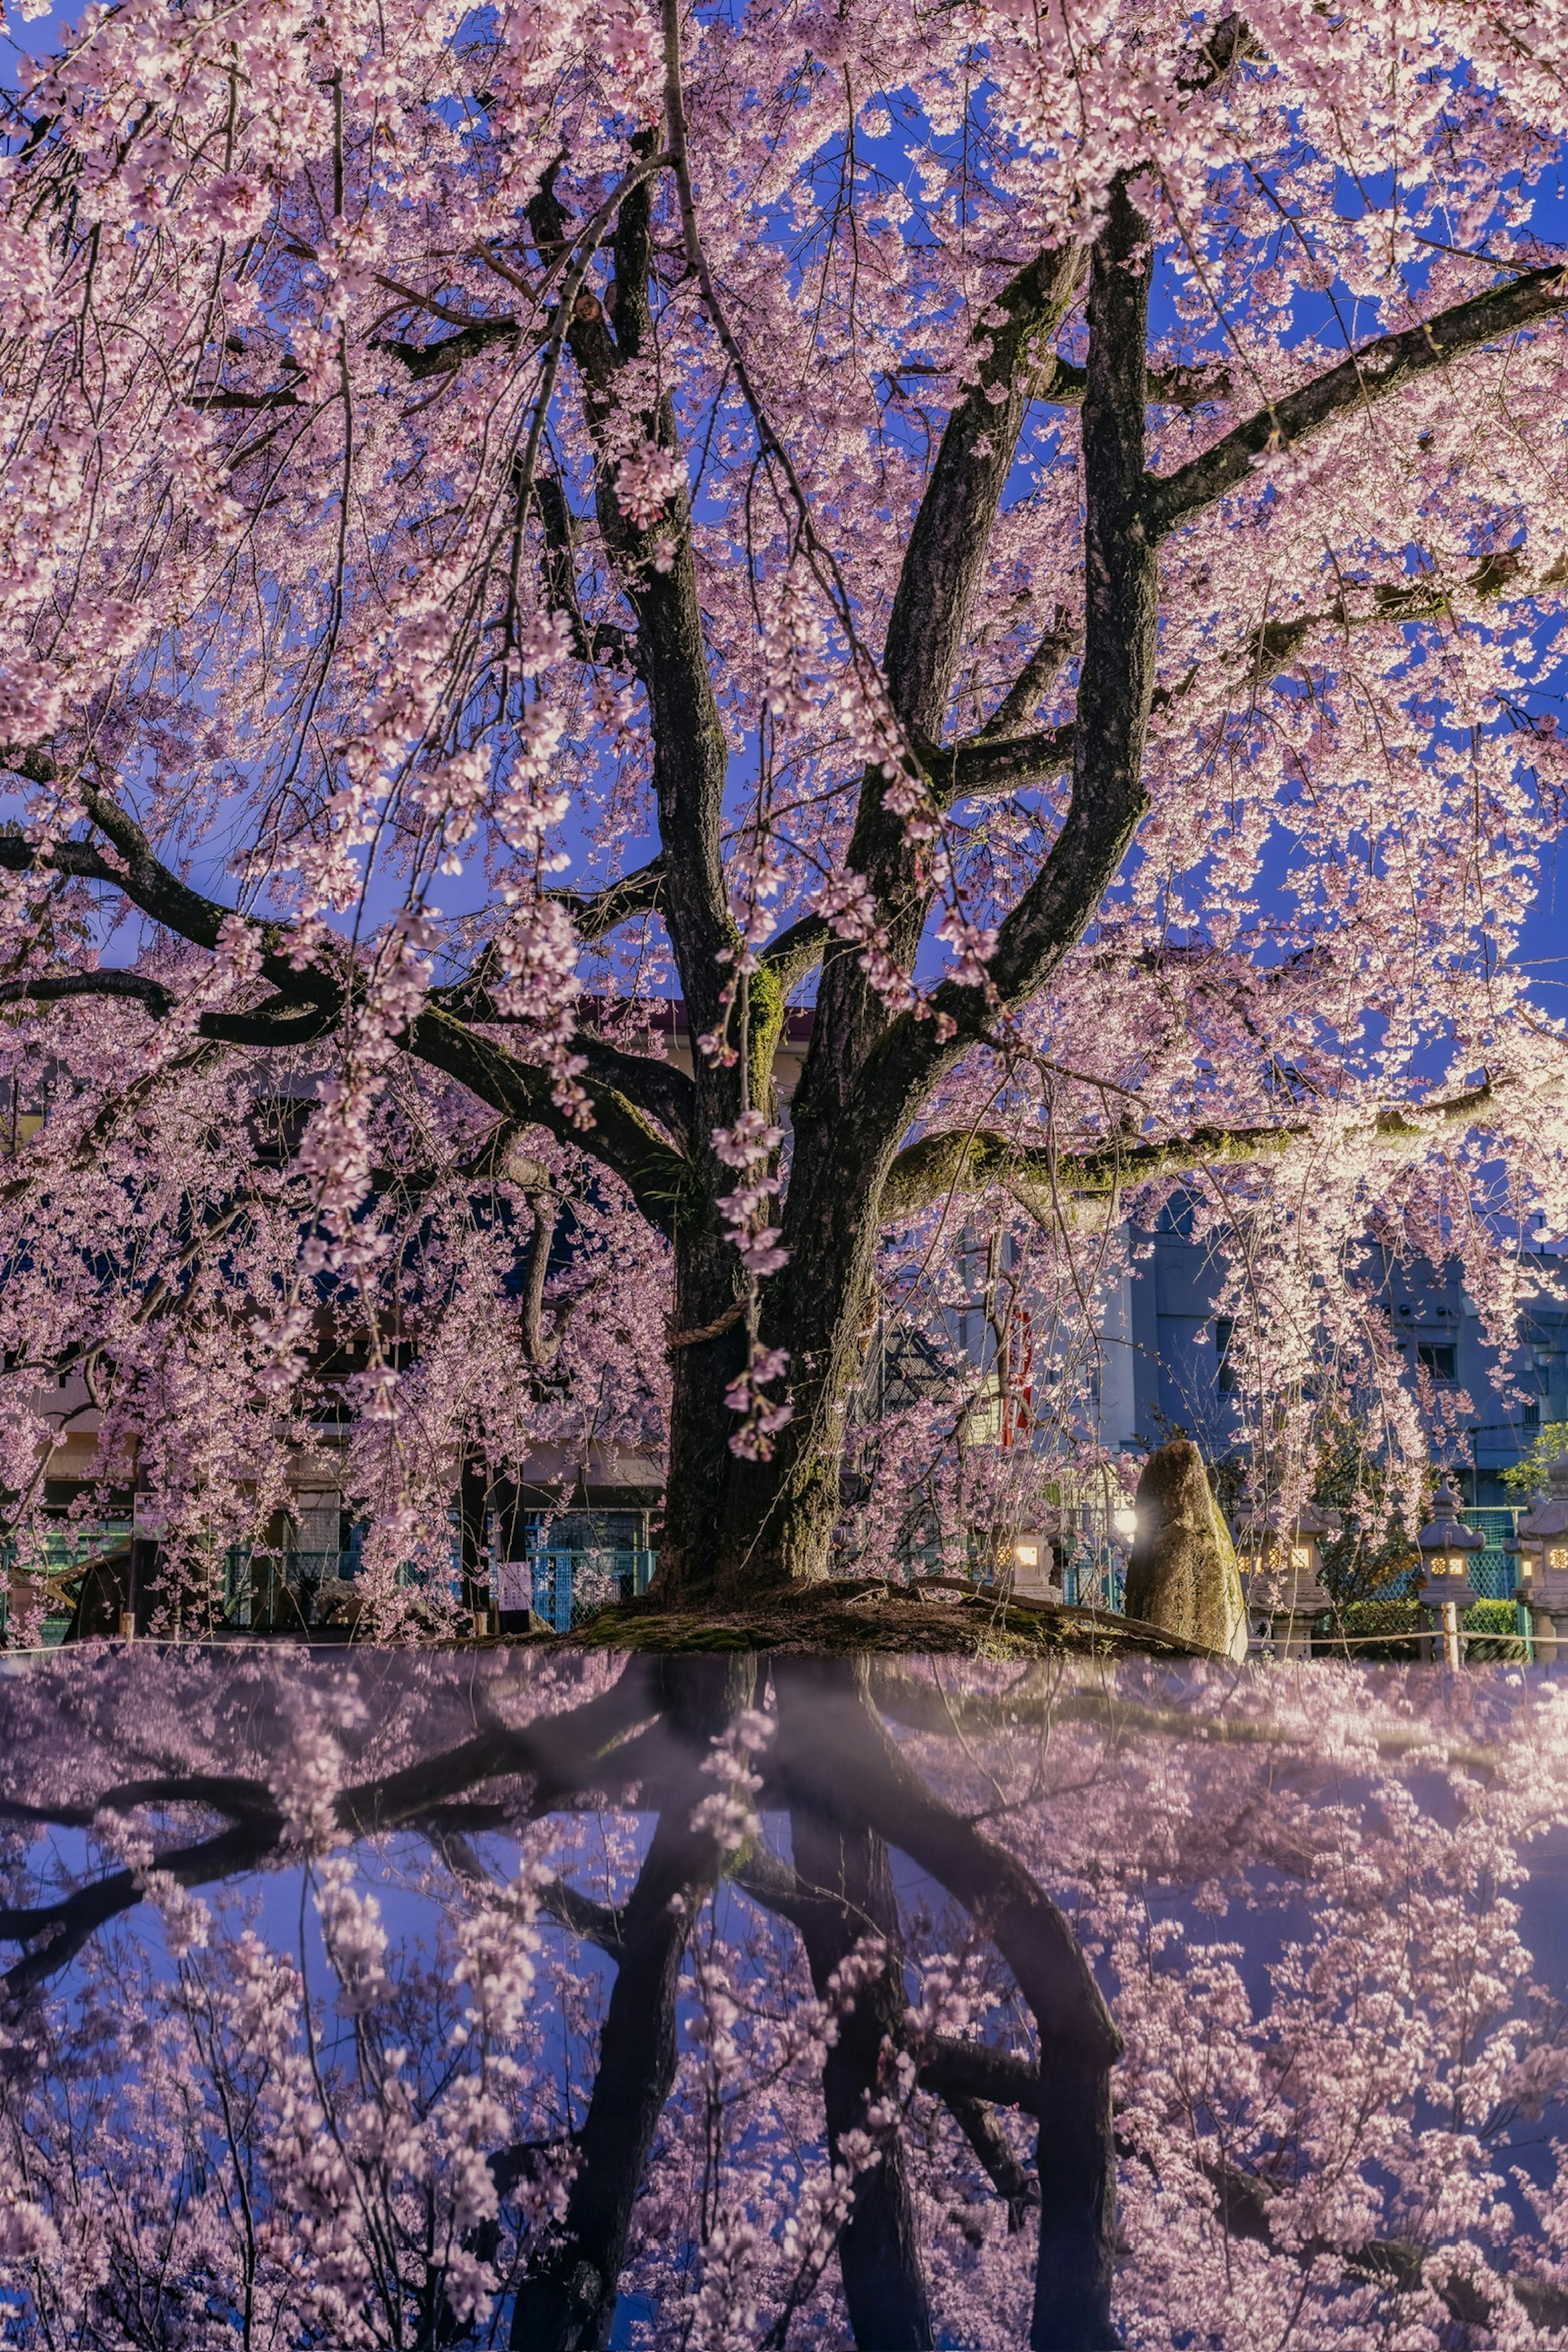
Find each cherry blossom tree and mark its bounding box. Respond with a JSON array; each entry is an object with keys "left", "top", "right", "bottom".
[
  {"left": 6, "top": 1647, "right": 1568, "bottom": 2348},
  {"left": 3, "top": 0, "right": 1568, "bottom": 1600}
]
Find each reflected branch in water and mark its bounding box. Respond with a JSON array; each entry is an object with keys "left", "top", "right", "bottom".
[{"left": 4, "top": 1650, "right": 1568, "bottom": 2348}]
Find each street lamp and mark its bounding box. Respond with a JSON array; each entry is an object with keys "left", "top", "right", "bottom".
[
  {"left": 1416, "top": 1480, "right": 1483, "bottom": 1668},
  {"left": 1237, "top": 1496, "right": 1338, "bottom": 1658},
  {"left": 1511, "top": 1455, "right": 1568, "bottom": 1662}
]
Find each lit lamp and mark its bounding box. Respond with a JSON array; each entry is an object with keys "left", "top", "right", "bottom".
[
  {"left": 1512, "top": 1456, "right": 1568, "bottom": 1664},
  {"left": 1006, "top": 1532, "right": 1059, "bottom": 1598},
  {"left": 1237, "top": 1497, "right": 1338, "bottom": 1659},
  {"left": 1416, "top": 1481, "right": 1483, "bottom": 1668}
]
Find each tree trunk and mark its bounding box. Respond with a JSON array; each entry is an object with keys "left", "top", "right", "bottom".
[
  {"left": 783, "top": 1677, "right": 933, "bottom": 2349},
  {"left": 657, "top": 1147, "right": 887, "bottom": 1602},
  {"left": 653, "top": 1221, "right": 752, "bottom": 1601},
  {"left": 509, "top": 1657, "right": 753, "bottom": 2352}
]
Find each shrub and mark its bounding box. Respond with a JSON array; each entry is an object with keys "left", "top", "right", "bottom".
[
  {"left": 1461, "top": 1597, "right": 1529, "bottom": 1663},
  {"left": 1328, "top": 1599, "right": 1423, "bottom": 1660}
]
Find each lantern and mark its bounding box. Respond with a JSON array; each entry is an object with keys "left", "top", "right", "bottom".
[
  {"left": 1415, "top": 1481, "right": 1483, "bottom": 1667},
  {"left": 1007, "top": 1533, "right": 1056, "bottom": 1595},
  {"left": 1512, "top": 1455, "right": 1568, "bottom": 1663},
  {"left": 1237, "top": 1496, "right": 1338, "bottom": 1659}
]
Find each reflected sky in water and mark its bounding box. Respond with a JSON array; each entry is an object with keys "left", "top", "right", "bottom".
[{"left": 3, "top": 1649, "right": 1568, "bottom": 2351}]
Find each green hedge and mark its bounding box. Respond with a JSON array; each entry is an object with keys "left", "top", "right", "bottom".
[
  {"left": 1332, "top": 1599, "right": 1423, "bottom": 1659},
  {"left": 1325, "top": 1597, "right": 1526, "bottom": 1662},
  {"left": 1461, "top": 1597, "right": 1529, "bottom": 1663}
]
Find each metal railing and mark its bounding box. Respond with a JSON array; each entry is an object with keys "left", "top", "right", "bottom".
[
  {"left": 503, "top": 1549, "right": 657, "bottom": 1632},
  {"left": 1061, "top": 1551, "right": 1126, "bottom": 1613}
]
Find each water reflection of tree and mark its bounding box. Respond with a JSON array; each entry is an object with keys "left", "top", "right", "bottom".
[{"left": 2, "top": 1653, "right": 1568, "bottom": 2349}]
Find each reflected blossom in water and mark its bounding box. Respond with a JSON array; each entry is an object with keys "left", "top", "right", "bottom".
[{"left": 2, "top": 1650, "right": 1568, "bottom": 2349}]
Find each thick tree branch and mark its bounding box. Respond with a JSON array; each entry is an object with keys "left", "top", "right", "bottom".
[
  {"left": 976, "top": 608, "right": 1074, "bottom": 741},
  {"left": 880, "top": 1067, "right": 1564, "bottom": 1221},
  {"left": 819, "top": 241, "right": 1089, "bottom": 992},
  {"left": 0, "top": 960, "right": 337, "bottom": 1046},
  {"left": 985, "top": 186, "right": 1157, "bottom": 1015},
  {"left": 883, "top": 250, "right": 1089, "bottom": 747},
  {"left": 1032, "top": 356, "right": 1232, "bottom": 410},
  {"left": 405, "top": 1007, "right": 691, "bottom": 1234},
  {"left": 944, "top": 2094, "right": 1040, "bottom": 2230},
  {"left": 372, "top": 314, "right": 521, "bottom": 380},
  {"left": 529, "top": 159, "right": 733, "bottom": 1051},
  {"left": 550, "top": 853, "right": 666, "bottom": 939},
  {"left": 0, "top": 969, "right": 175, "bottom": 1016},
  {"left": 2, "top": 1819, "right": 277, "bottom": 2004},
  {"left": 198, "top": 995, "right": 342, "bottom": 1047},
  {"left": 535, "top": 474, "right": 639, "bottom": 670},
  {"left": 1146, "top": 263, "right": 1568, "bottom": 539},
  {"left": 570, "top": 1033, "right": 693, "bottom": 1146},
  {"left": 535, "top": 1875, "right": 626, "bottom": 1956},
  {"left": 510, "top": 1659, "right": 755, "bottom": 2352},
  {"left": 927, "top": 721, "right": 1076, "bottom": 808},
  {"left": 1167, "top": 2141, "right": 1568, "bottom": 2333},
  {"left": 851, "top": 183, "right": 1159, "bottom": 1166},
  {"left": 0, "top": 829, "right": 133, "bottom": 889},
  {"left": 0, "top": 766, "right": 695, "bottom": 1226}
]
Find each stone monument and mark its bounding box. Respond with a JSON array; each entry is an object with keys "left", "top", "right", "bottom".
[{"left": 1125, "top": 1440, "right": 1249, "bottom": 1661}]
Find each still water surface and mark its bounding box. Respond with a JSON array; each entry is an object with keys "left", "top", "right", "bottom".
[{"left": 2, "top": 1648, "right": 1567, "bottom": 2350}]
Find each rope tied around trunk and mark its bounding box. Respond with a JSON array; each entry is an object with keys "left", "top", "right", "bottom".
[{"left": 664, "top": 1300, "right": 745, "bottom": 1357}]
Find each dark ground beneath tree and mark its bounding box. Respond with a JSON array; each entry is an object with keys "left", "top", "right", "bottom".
[{"left": 472, "top": 1582, "right": 1220, "bottom": 1659}]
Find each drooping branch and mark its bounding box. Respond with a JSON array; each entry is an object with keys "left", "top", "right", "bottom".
[{"left": 1145, "top": 261, "right": 1568, "bottom": 539}]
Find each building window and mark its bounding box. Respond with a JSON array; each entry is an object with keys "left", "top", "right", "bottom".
[
  {"left": 1416, "top": 1342, "right": 1457, "bottom": 1381},
  {"left": 1525, "top": 1399, "right": 1541, "bottom": 1428},
  {"left": 1215, "top": 1316, "right": 1237, "bottom": 1394}
]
